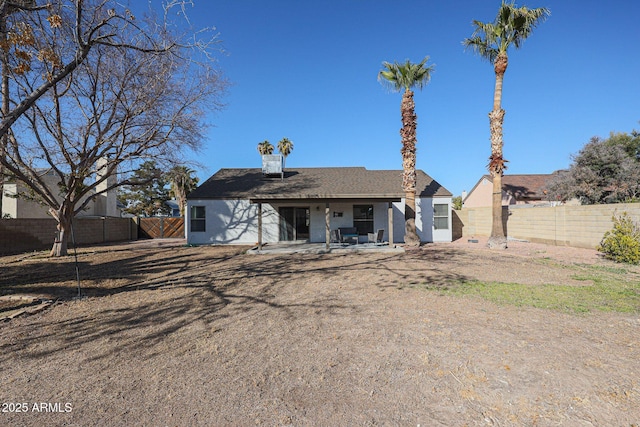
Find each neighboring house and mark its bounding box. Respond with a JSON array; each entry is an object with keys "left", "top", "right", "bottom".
[
  {"left": 1, "top": 158, "right": 121, "bottom": 218},
  {"left": 186, "top": 166, "right": 453, "bottom": 246},
  {"left": 165, "top": 200, "right": 182, "bottom": 217},
  {"left": 463, "top": 173, "right": 557, "bottom": 208}
]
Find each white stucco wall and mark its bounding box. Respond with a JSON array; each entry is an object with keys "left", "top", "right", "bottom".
[
  {"left": 392, "top": 197, "right": 452, "bottom": 243},
  {"left": 186, "top": 199, "right": 273, "bottom": 245},
  {"left": 186, "top": 197, "right": 452, "bottom": 245}
]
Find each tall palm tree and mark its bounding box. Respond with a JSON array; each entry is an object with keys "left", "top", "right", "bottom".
[
  {"left": 167, "top": 165, "right": 198, "bottom": 216},
  {"left": 464, "top": 1, "right": 549, "bottom": 249},
  {"left": 257, "top": 140, "right": 274, "bottom": 155},
  {"left": 277, "top": 137, "right": 294, "bottom": 167},
  {"left": 378, "top": 57, "right": 434, "bottom": 247}
]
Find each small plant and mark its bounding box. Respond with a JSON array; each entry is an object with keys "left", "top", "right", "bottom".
[{"left": 597, "top": 212, "right": 640, "bottom": 265}]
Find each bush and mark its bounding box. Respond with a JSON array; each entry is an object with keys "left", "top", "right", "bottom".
[{"left": 597, "top": 212, "right": 640, "bottom": 264}]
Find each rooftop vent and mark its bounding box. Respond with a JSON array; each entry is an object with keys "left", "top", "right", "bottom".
[{"left": 262, "top": 154, "right": 284, "bottom": 180}]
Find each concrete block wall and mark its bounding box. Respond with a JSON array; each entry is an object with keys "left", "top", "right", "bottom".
[
  {"left": 0, "top": 217, "right": 137, "bottom": 255},
  {"left": 457, "top": 203, "right": 640, "bottom": 249}
]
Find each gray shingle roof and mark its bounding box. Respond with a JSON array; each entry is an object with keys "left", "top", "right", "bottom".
[{"left": 188, "top": 167, "right": 451, "bottom": 200}]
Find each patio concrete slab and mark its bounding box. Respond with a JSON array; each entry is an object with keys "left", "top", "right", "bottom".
[{"left": 247, "top": 242, "right": 405, "bottom": 255}]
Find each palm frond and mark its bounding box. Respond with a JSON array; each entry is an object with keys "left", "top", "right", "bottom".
[
  {"left": 462, "top": 35, "right": 498, "bottom": 63},
  {"left": 464, "top": 1, "right": 550, "bottom": 61},
  {"left": 378, "top": 57, "right": 434, "bottom": 93}
]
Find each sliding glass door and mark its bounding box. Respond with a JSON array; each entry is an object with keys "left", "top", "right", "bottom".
[{"left": 279, "top": 207, "right": 310, "bottom": 241}]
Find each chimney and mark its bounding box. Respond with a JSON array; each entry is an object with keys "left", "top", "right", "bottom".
[
  {"left": 261, "top": 154, "right": 284, "bottom": 181},
  {"left": 96, "top": 157, "right": 118, "bottom": 217}
]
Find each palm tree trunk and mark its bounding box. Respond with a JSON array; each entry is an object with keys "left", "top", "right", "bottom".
[
  {"left": 400, "top": 90, "right": 420, "bottom": 246},
  {"left": 404, "top": 190, "right": 421, "bottom": 246},
  {"left": 487, "top": 53, "right": 508, "bottom": 250}
]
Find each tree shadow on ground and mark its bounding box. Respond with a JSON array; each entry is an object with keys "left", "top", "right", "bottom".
[{"left": 0, "top": 244, "right": 471, "bottom": 363}]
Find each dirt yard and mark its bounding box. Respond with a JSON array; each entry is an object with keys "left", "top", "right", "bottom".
[{"left": 1, "top": 238, "right": 639, "bottom": 426}]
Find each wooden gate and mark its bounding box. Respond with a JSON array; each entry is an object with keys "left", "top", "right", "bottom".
[{"left": 139, "top": 217, "right": 184, "bottom": 239}]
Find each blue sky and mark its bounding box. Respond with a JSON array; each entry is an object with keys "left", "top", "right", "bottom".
[{"left": 182, "top": 0, "right": 639, "bottom": 197}]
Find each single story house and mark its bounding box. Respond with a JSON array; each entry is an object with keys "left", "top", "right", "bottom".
[
  {"left": 463, "top": 173, "right": 558, "bottom": 208},
  {"left": 186, "top": 166, "right": 453, "bottom": 247}
]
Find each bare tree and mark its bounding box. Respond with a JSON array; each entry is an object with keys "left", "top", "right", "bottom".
[
  {"left": 0, "top": 0, "right": 48, "bottom": 214},
  {"left": 2, "top": 1, "right": 227, "bottom": 256},
  {"left": 0, "top": 1, "right": 219, "bottom": 210}
]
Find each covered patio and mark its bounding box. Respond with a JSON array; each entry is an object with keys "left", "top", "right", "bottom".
[{"left": 251, "top": 197, "right": 400, "bottom": 252}]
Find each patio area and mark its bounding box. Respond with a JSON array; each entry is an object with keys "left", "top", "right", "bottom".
[{"left": 247, "top": 241, "right": 405, "bottom": 255}]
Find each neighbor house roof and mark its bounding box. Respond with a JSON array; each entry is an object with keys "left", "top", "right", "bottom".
[
  {"left": 188, "top": 167, "right": 452, "bottom": 202},
  {"left": 466, "top": 173, "right": 555, "bottom": 201}
]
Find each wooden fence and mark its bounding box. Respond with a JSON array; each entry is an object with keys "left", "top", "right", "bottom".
[{"left": 138, "top": 217, "right": 184, "bottom": 239}]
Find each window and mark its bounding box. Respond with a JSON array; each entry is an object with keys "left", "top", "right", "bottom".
[
  {"left": 433, "top": 204, "right": 449, "bottom": 230},
  {"left": 190, "top": 206, "right": 206, "bottom": 232},
  {"left": 353, "top": 205, "right": 373, "bottom": 235}
]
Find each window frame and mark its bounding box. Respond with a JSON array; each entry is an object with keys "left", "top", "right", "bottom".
[
  {"left": 433, "top": 203, "right": 449, "bottom": 230},
  {"left": 190, "top": 205, "right": 206, "bottom": 232}
]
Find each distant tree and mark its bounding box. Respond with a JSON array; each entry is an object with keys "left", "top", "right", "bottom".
[
  {"left": 605, "top": 130, "right": 640, "bottom": 161},
  {"left": 463, "top": 1, "right": 550, "bottom": 249},
  {"left": 545, "top": 134, "right": 640, "bottom": 204},
  {"left": 378, "top": 56, "right": 434, "bottom": 247},
  {"left": 277, "top": 137, "right": 294, "bottom": 166},
  {"left": 1, "top": 2, "right": 227, "bottom": 256},
  {"left": 167, "top": 165, "right": 199, "bottom": 216},
  {"left": 257, "top": 140, "right": 274, "bottom": 155},
  {"left": 452, "top": 196, "right": 463, "bottom": 210},
  {"left": 118, "top": 161, "right": 171, "bottom": 217}
]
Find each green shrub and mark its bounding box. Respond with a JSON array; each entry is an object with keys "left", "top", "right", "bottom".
[{"left": 597, "top": 212, "right": 640, "bottom": 264}]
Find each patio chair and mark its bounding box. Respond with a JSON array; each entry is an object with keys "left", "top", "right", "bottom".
[
  {"left": 330, "top": 229, "right": 340, "bottom": 243},
  {"left": 367, "top": 229, "right": 385, "bottom": 245}
]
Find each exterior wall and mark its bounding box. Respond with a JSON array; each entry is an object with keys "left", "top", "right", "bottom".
[
  {"left": 463, "top": 177, "right": 492, "bottom": 208},
  {"left": 186, "top": 199, "right": 263, "bottom": 245},
  {"left": 2, "top": 183, "right": 52, "bottom": 219},
  {"left": 422, "top": 197, "right": 453, "bottom": 243},
  {"left": 1, "top": 170, "right": 120, "bottom": 219},
  {"left": 462, "top": 177, "right": 545, "bottom": 207},
  {"left": 457, "top": 203, "right": 640, "bottom": 249},
  {"left": 391, "top": 197, "right": 452, "bottom": 243},
  {"left": 0, "top": 217, "right": 137, "bottom": 255},
  {"left": 187, "top": 197, "right": 453, "bottom": 245}
]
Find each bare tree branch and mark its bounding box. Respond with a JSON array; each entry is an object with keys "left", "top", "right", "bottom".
[{"left": 1, "top": 0, "right": 228, "bottom": 256}]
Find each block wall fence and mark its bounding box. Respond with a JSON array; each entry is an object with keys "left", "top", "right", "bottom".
[
  {"left": 0, "top": 217, "right": 138, "bottom": 255},
  {"left": 453, "top": 203, "right": 640, "bottom": 249}
]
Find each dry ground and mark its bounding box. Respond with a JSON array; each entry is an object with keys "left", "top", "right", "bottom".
[{"left": 1, "top": 238, "right": 639, "bottom": 426}]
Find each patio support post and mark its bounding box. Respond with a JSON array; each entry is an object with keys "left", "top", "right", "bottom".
[
  {"left": 325, "top": 202, "right": 330, "bottom": 250},
  {"left": 257, "top": 202, "right": 263, "bottom": 250},
  {"left": 388, "top": 202, "right": 394, "bottom": 246}
]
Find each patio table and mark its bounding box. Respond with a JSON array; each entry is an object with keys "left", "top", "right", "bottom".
[{"left": 342, "top": 233, "right": 358, "bottom": 245}]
